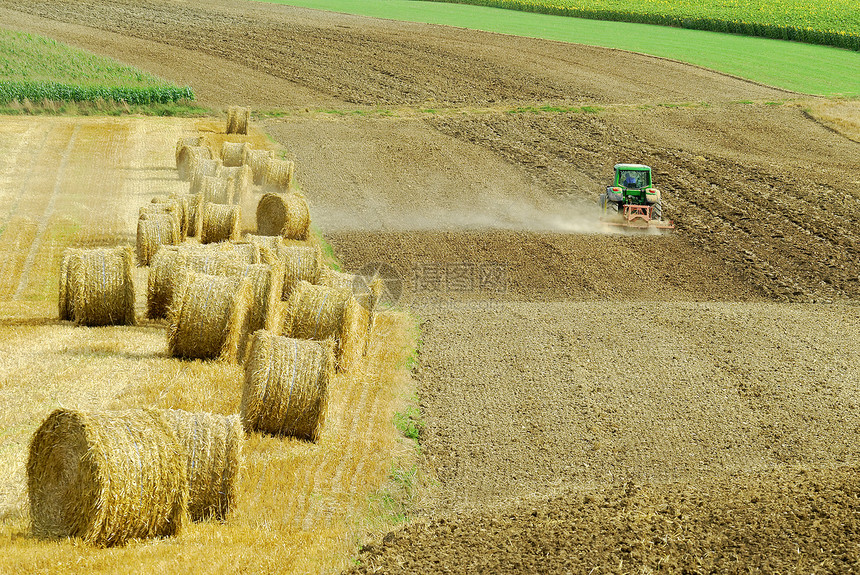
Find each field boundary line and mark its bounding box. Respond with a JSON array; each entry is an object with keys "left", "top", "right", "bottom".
[{"left": 13, "top": 123, "right": 80, "bottom": 301}]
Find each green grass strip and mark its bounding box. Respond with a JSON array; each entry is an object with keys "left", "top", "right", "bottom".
[
  {"left": 256, "top": 0, "right": 860, "bottom": 97},
  {"left": 420, "top": 0, "right": 860, "bottom": 51},
  {"left": 0, "top": 28, "right": 194, "bottom": 104}
]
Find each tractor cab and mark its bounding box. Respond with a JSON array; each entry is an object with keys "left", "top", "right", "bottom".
[{"left": 607, "top": 164, "right": 657, "bottom": 206}]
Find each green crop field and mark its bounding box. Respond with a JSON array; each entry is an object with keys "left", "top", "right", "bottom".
[
  {"left": 259, "top": 0, "right": 860, "bottom": 97},
  {"left": 0, "top": 29, "right": 194, "bottom": 105},
  {"left": 423, "top": 0, "right": 860, "bottom": 51}
]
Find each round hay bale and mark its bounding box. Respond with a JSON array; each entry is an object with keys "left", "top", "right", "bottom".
[
  {"left": 226, "top": 106, "right": 250, "bottom": 135},
  {"left": 66, "top": 246, "right": 136, "bottom": 327},
  {"left": 151, "top": 195, "right": 188, "bottom": 238},
  {"left": 190, "top": 158, "right": 224, "bottom": 196},
  {"left": 27, "top": 408, "right": 188, "bottom": 547},
  {"left": 321, "top": 267, "right": 382, "bottom": 347},
  {"left": 141, "top": 201, "right": 185, "bottom": 239},
  {"left": 175, "top": 136, "right": 204, "bottom": 164},
  {"left": 244, "top": 234, "right": 283, "bottom": 255},
  {"left": 136, "top": 213, "right": 181, "bottom": 266},
  {"left": 243, "top": 148, "right": 274, "bottom": 185},
  {"left": 244, "top": 235, "right": 322, "bottom": 299},
  {"left": 147, "top": 244, "right": 261, "bottom": 319},
  {"left": 177, "top": 145, "right": 212, "bottom": 181},
  {"left": 182, "top": 192, "right": 205, "bottom": 238},
  {"left": 222, "top": 165, "right": 253, "bottom": 207},
  {"left": 281, "top": 280, "right": 365, "bottom": 372},
  {"left": 281, "top": 245, "right": 322, "bottom": 299},
  {"left": 200, "top": 174, "right": 233, "bottom": 205},
  {"left": 221, "top": 142, "right": 250, "bottom": 168},
  {"left": 167, "top": 272, "right": 253, "bottom": 362},
  {"left": 262, "top": 157, "right": 295, "bottom": 191},
  {"left": 58, "top": 248, "right": 84, "bottom": 321},
  {"left": 160, "top": 410, "right": 243, "bottom": 522},
  {"left": 241, "top": 330, "right": 334, "bottom": 441},
  {"left": 256, "top": 193, "right": 310, "bottom": 240},
  {"left": 201, "top": 203, "right": 241, "bottom": 244},
  {"left": 235, "top": 263, "right": 283, "bottom": 333}
]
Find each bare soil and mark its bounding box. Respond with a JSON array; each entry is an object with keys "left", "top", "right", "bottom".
[{"left": 2, "top": 1, "right": 860, "bottom": 572}]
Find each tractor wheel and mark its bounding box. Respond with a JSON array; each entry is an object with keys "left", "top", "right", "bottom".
[
  {"left": 651, "top": 199, "right": 663, "bottom": 221},
  {"left": 598, "top": 193, "right": 607, "bottom": 212}
]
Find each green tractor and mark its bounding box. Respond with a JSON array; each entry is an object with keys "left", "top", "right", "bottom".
[{"left": 598, "top": 164, "right": 673, "bottom": 230}]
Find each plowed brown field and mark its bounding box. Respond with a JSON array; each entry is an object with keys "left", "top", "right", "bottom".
[{"left": 1, "top": 0, "right": 859, "bottom": 572}]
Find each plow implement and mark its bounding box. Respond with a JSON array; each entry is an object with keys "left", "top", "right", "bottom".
[{"left": 601, "top": 204, "right": 675, "bottom": 231}]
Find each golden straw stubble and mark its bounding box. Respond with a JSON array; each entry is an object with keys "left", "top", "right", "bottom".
[
  {"left": 27, "top": 408, "right": 188, "bottom": 547},
  {"left": 241, "top": 330, "right": 334, "bottom": 441}
]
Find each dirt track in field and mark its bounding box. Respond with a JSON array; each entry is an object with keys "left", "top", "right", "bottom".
[{"left": 2, "top": 0, "right": 860, "bottom": 572}]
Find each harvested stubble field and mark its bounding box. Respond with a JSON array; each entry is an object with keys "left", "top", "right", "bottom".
[{"left": 1, "top": 0, "right": 860, "bottom": 572}]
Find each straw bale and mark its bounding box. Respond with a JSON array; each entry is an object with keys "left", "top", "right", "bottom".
[
  {"left": 165, "top": 194, "right": 191, "bottom": 238},
  {"left": 160, "top": 409, "right": 243, "bottom": 522},
  {"left": 321, "top": 267, "right": 383, "bottom": 345},
  {"left": 221, "top": 165, "right": 253, "bottom": 206},
  {"left": 229, "top": 263, "right": 283, "bottom": 334},
  {"left": 201, "top": 203, "right": 241, "bottom": 244},
  {"left": 182, "top": 192, "right": 205, "bottom": 238},
  {"left": 147, "top": 242, "right": 263, "bottom": 319},
  {"left": 175, "top": 136, "right": 203, "bottom": 164},
  {"left": 221, "top": 142, "right": 250, "bottom": 168},
  {"left": 141, "top": 200, "right": 185, "bottom": 238},
  {"left": 262, "top": 157, "right": 295, "bottom": 191},
  {"left": 244, "top": 233, "right": 283, "bottom": 255},
  {"left": 200, "top": 174, "right": 233, "bottom": 205},
  {"left": 177, "top": 145, "right": 212, "bottom": 181},
  {"left": 279, "top": 245, "right": 322, "bottom": 299},
  {"left": 226, "top": 106, "right": 250, "bottom": 135},
  {"left": 243, "top": 148, "right": 274, "bottom": 185},
  {"left": 256, "top": 192, "right": 310, "bottom": 240},
  {"left": 189, "top": 158, "right": 224, "bottom": 195},
  {"left": 58, "top": 248, "right": 84, "bottom": 321},
  {"left": 241, "top": 330, "right": 334, "bottom": 441},
  {"left": 27, "top": 408, "right": 187, "bottom": 547},
  {"left": 65, "top": 246, "right": 136, "bottom": 326},
  {"left": 281, "top": 280, "right": 364, "bottom": 372},
  {"left": 244, "top": 235, "right": 322, "bottom": 297},
  {"left": 136, "top": 213, "right": 181, "bottom": 266},
  {"left": 167, "top": 272, "right": 253, "bottom": 362},
  {"left": 150, "top": 194, "right": 188, "bottom": 239}
]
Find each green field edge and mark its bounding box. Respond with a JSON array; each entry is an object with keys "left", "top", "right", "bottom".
[
  {"left": 420, "top": 0, "right": 860, "bottom": 51},
  {"left": 0, "top": 28, "right": 198, "bottom": 111},
  {"left": 255, "top": 0, "right": 860, "bottom": 97}
]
